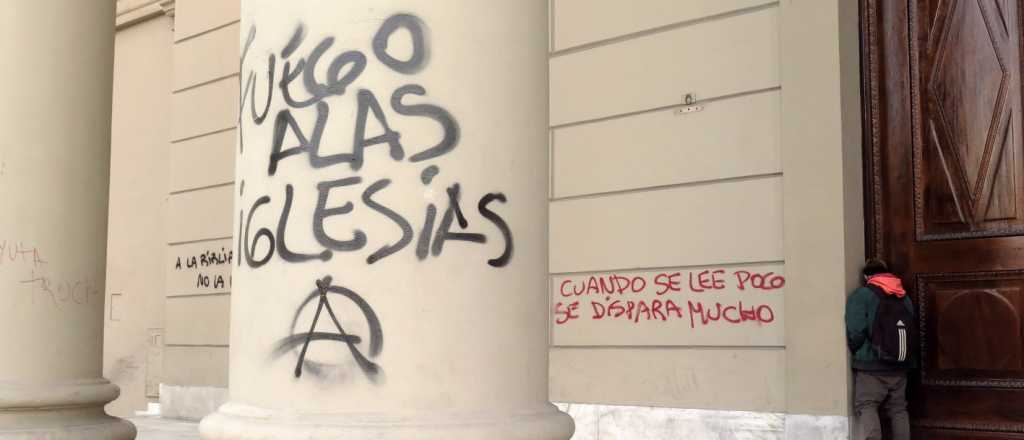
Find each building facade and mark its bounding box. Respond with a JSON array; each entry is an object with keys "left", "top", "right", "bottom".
[
  {"left": 97, "top": 0, "right": 865, "bottom": 438},
  {"left": 12, "top": 0, "right": 1015, "bottom": 438}
]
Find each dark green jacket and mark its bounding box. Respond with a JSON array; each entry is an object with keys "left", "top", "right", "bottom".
[{"left": 845, "top": 286, "right": 916, "bottom": 371}]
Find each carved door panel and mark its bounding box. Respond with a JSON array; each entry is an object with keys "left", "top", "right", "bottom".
[
  {"left": 864, "top": 0, "right": 1024, "bottom": 437},
  {"left": 918, "top": 0, "right": 1024, "bottom": 239}
]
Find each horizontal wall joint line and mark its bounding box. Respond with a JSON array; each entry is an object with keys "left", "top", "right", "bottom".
[
  {"left": 549, "top": 1, "right": 779, "bottom": 57},
  {"left": 549, "top": 345, "right": 786, "bottom": 350},
  {"left": 168, "top": 236, "right": 233, "bottom": 246},
  {"left": 169, "top": 181, "right": 235, "bottom": 196},
  {"left": 164, "top": 343, "right": 229, "bottom": 348},
  {"left": 549, "top": 86, "right": 781, "bottom": 130},
  {"left": 173, "top": 72, "right": 240, "bottom": 94},
  {"left": 167, "top": 292, "right": 231, "bottom": 299},
  {"left": 175, "top": 19, "right": 241, "bottom": 44},
  {"left": 550, "top": 172, "right": 783, "bottom": 203},
  {"left": 550, "top": 259, "right": 786, "bottom": 277},
  {"left": 117, "top": 0, "right": 163, "bottom": 16},
  {"left": 171, "top": 126, "right": 237, "bottom": 144}
]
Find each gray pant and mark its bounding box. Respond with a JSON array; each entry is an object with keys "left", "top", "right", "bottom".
[{"left": 854, "top": 371, "right": 910, "bottom": 440}]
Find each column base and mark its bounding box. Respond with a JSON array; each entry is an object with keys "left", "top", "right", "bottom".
[
  {"left": 0, "top": 414, "right": 136, "bottom": 440},
  {"left": 0, "top": 379, "right": 136, "bottom": 440},
  {"left": 200, "top": 402, "right": 574, "bottom": 440}
]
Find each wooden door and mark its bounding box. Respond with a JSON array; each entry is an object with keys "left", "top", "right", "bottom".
[{"left": 862, "top": 0, "right": 1024, "bottom": 437}]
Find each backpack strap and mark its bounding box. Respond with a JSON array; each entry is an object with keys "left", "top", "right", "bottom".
[{"left": 863, "top": 284, "right": 888, "bottom": 341}]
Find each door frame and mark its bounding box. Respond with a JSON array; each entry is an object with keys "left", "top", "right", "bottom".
[{"left": 860, "top": 0, "right": 896, "bottom": 262}]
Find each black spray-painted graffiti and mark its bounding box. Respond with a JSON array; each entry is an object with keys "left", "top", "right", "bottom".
[
  {"left": 240, "top": 13, "right": 514, "bottom": 381},
  {"left": 173, "top": 247, "right": 233, "bottom": 290},
  {"left": 174, "top": 247, "right": 233, "bottom": 269},
  {"left": 272, "top": 276, "right": 382, "bottom": 380},
  {"left": 238, "top": 14, "right": 514, "bottom": 270}
]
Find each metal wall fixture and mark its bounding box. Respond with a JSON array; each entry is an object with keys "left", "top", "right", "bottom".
[{"left": 675, "top": 93, "right": 704, "bottom": 115}]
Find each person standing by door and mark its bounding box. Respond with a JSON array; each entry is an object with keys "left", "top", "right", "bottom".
[{"left": 846, "top": 259, "right": 916, "bottom": 440}]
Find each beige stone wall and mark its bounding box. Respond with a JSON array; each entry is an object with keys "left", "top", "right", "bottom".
[
  {"left": 104, "top": 6, "right": 173, "bottom": 418},
  {"left": 547, "top": 0, "right": 863, "bottom": 419},
  {"left": 548, "top": 0, "right": 787, "bottom": 413},
  {"left": 107, "top": 0, "right": 240, "bottom": 416},
  {"left": 163, "top": 0, "right": 240, "bottom": 389},
  {"left": 779, "top": 0, "right": 864, "bottom": 418}
]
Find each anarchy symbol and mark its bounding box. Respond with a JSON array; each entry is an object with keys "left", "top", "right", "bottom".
[{"left": 273, "top": 275, "right": 383, "bottom": 380}]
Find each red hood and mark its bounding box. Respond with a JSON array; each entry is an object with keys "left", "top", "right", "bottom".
[{"left": 867, "top": 273, "right": 906, "bottom": 298}]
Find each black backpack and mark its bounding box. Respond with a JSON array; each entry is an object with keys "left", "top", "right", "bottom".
[{"left": 868, "top": 285, "right": 916, "bottom": 366}]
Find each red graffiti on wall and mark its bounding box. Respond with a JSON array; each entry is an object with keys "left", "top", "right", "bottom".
[
  {"left": 19, "top": 270, "right": 101, "bottom": 308},
  {"left": 0, "top": 240, "right": 46, "bottom": 268},
  {"left": 0, "top": 239, "right": 99, "bottom": 308},
  {"left": 554, "top": 268, "right": 783, "bottom": 328},
  {"left": 559, "top": 269, "right": 784, "bottom": 298}
]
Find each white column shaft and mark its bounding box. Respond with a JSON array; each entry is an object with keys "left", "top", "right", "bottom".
[
  {"left": 0, "top": 1, "right": 134, "bottom": 439},
  {"left": 201, "top": 1, "right": 572, "bottom": 438}
]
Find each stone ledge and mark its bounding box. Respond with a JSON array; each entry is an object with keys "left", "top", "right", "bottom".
[
  {"left": 135, "top": 402, "right": 851, "bottom": 439},
  {"left": 116, "top": 0, "right": 175, "bottom": 29},
  {"left": 555, "top": 403, "right": 850, "bottom": 440}
]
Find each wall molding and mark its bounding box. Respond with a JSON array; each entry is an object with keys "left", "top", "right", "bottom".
[{"left": 116, "top": 0, "right": 175, "bottom": 29}]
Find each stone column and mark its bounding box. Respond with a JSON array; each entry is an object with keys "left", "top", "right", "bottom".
[
  {"left": 0, "top": 1, "right": 134, "bottom": 439},
  {"left": 200, "top": 1, "right": 572, "bottom": 438}
]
